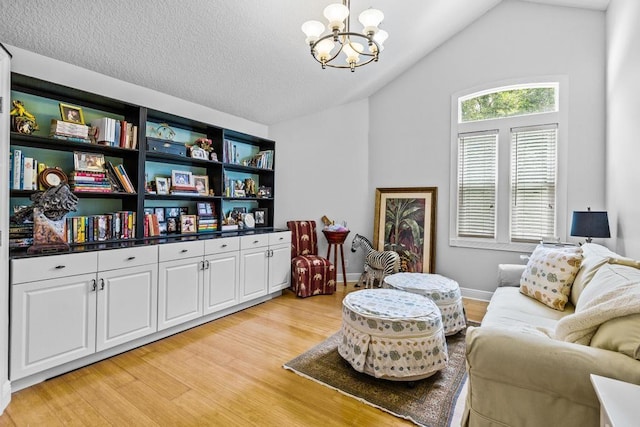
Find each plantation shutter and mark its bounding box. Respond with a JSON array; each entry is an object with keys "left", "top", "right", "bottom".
[
  {"left": 457, "top": 131, "right": 497, "bottom": 238},
  {"left": 510, "top": 124, "right": 557, "bottom": 242}
]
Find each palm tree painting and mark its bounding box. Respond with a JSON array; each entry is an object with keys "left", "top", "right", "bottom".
[{"left": 374, "top": 187, "right": 437, "bottom": 273}]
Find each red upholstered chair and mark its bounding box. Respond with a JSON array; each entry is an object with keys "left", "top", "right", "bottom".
[{"left": 287, "top": 220, "right": 336, "bottom": 298}]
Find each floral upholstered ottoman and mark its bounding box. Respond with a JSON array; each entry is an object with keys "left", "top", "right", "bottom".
[
  {"left": 383, "top": 273, "right": 466, "bottom": 335},
  {"left": 338, "top": 288, "right": 447, "bottom": 381}
]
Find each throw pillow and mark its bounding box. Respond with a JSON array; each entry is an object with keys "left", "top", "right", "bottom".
[
  {"left": 520, "top": 245, "right": 583, "bottom": 311},
  {"left": 590, "top": 314, "right": 640, "bottom": 360},
  {"left": 570, "top": 243, "right": 617, "bottom": 306}
]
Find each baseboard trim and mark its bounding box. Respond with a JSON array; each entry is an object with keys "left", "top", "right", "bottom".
[
  {"left": 0, "top": 380, "right": 10, "bottom": 414},
  {"left": 460, "top": 287, "right": 493, "bottom": 301}
]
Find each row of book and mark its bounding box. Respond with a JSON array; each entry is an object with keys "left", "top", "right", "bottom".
[
  {"left": 90, "top": 117, "right": 139, "bottom": 149},
  {"left": 65, "top": 211, "right": 136, "bottom": 244},
  {"left": 11, "top": 149, "right": 42, "bottom": 190},
  {"left": 250, "top": 150, "right": 274, "bottom": 170}
]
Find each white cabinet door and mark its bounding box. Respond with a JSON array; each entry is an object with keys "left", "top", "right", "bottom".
[
  {"left": 204, "top": 252, "right": 239, "bottom": 314},
  {"left": 158, "top": 257, "right": 203, "bottom": 331},
  {"left": 239, "top": 247, "right": 269, "bottom": 303},
  {"left": 96, "top": 264, "right": 157, "bottom": 352},
  {"left": 10, "top": 273, "right": 97, "bottom": 380},
  {"left": 269, "top": 243, "right": 291, "bottom": 293}
]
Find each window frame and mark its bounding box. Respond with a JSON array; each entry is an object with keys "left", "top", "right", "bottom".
[{"left": 449, "top": 76, "right": 569, "bottom": 253}]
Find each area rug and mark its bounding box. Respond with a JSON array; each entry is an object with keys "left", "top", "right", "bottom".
[{"left": 283, "top": 323, "right": 478, "bottom": 427}]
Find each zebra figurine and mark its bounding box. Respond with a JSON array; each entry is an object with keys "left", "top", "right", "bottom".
[{"left": 351, "top": 234, "right": 401, "bottom": 288}]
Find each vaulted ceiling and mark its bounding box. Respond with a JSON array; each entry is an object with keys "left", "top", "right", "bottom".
[{"left": 0, "top": 0, "right": 609, "bottom": 125}]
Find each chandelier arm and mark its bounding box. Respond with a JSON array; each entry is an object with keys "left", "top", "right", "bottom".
[{"left": 310, "top": 32, "right": 381, "bottom": 59}]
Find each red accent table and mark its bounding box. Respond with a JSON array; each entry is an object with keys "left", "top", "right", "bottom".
[{"left": 323, "top": 230, "right": 350, "bottom": 287}]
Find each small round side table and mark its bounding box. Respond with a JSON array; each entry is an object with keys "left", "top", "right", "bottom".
[{"left": 322, "top": 230, "right": 350, "bottom": 287}]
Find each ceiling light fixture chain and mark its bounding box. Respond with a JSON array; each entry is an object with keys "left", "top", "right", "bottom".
[{"left": 302, "top": 0, "right": 388, "bottom": 72}]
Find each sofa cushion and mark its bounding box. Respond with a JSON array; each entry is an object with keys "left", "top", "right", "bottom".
[
  {"left": 482, "top": 287, "right": 573, "bottom": 338},
  {"left": 520, "top": 245, "right": 583, "bottom": 311},
  {"left": 571, "top": 243, "right": 640, "bottom": 305},
  {"left": 570, "top": 243, "right": 618, "bottom": 306},
  {"left": 590, "top": 314, "right": 640, "bottom": 359}
]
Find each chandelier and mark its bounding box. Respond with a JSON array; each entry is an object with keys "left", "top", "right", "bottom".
[{"left": 301, "top": 1, "right": 388, "bottom": 72}]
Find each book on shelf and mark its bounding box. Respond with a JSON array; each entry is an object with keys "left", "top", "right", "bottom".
[
  {"left": 144, "top": 213, "right": 161, "bottom": 237},
  {"left": 106, "top": 161, "right": 135, "bottom": 193},
  {"left": 50, "top": 134, "right": 91, "bottom": 144},
  {"left": 12, "top": 149, "right": 21, "bottom": 190},
  {"left": 66, "top": 211, "right": 136, "bottom": 243},
  {"left": 89, "top": 118, "right": 137, "bottom": 149}
]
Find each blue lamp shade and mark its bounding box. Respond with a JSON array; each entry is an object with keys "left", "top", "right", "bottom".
[{"left": 570, "top": 210, "right": 610, "bottom": 242}]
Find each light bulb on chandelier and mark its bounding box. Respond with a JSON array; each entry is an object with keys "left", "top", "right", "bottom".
[{"left": 301, "top": 0, "right": 387, "bottom": 72}]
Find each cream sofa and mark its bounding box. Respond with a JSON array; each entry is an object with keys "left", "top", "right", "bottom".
[{"left": 462, "top": 243, "right": 640, "bottom": 427}]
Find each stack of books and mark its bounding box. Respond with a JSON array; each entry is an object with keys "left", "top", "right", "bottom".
[
  {"left": 197, "top": 202, "right": 217, "bottom": 232},
  {"left": 170, "top": 185, "right": 198, "bottom": 196},
  {"left": 69, "top": 171, "right": 111, "bottom": 193},
  {"left": 50, "top": 119, "right": 90, "bottom": 143},
  {"left": 9, "top": 221, "right": 33, "bottom": 250}
]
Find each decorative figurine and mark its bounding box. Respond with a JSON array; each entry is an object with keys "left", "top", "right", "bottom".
[
  {"left": 14, "top": 183, "right": 79, "bottom": 254},
  {"left": 9, "top": 100, "right": 39, "bottom": 135}
]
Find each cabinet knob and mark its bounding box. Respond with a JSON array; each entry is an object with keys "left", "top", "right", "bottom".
[
  {"left": 221, "top": 244, "right": 227, "bottom": 248},
  {"left": 180, "top": 249, "right": 188, "bottom": 253},
  {"left": 100, "top": 278, "right": 105, "bottom": 290},
  {"left": 205, "top": 260, "right": 210, "bottom": 269},
  {"left": 91, "top": 279, "right": 97, "bottom": 292},
  {"left": 126, "top": 256, "right": 136, "bottom": 261},
  {"left": 253, "top": 240, "right": 259, "bottom": 244},
  {"left": 55, "top": 265, "right": 66, "bottom": 269}
]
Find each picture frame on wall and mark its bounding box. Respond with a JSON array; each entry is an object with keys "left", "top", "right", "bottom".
[
  {"left": 166, "top": 207, "right": 181, "bottom": 217},
  {"left": 253, "top": 208, "right": 268, "bottom": 227},
  {"left": 154, "top": 207, "right": 165, "bottom": 222},
  {"left": 373, "top": 187, "right": 437, "bottom": 273}
]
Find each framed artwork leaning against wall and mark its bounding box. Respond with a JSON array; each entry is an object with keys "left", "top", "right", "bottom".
[{"left": 373, "top": 187, "right": 437, "bottom": 273}]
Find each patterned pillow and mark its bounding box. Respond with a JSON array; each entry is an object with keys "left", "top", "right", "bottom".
[{"left": 520, "top": 245, "right": 583, "bottom": 311}]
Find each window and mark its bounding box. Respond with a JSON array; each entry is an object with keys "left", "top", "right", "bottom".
[{"left": 450, "top": 79, "right": 567, "bottom": 252}]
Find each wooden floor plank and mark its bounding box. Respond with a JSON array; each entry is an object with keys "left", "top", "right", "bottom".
[{"left": 0, "top": 283, "right": 488, "bottom": 426}]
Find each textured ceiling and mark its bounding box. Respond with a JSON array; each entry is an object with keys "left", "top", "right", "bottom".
[{"left": 0, "top": 0, "right": 609, "bottom": 125}]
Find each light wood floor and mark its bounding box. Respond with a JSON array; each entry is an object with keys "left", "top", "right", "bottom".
[{"left": 0, "top": 284, "right": 488, "bottom": 426}]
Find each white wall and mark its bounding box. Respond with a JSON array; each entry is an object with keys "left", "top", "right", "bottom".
[
  {"left": 606, "top": 0, "right": 640, "bottom": 258},
  {"left": 269, "top": 99, "right": 370, "bottom": 280},
  {"left": 368, "top": 0, "right": 606, "bottom": 295}
]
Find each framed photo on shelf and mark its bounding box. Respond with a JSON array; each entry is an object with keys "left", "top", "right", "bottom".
[
  {"left": 373, "top": 187, "right": 437, "bottom": 274},
  {"left": 193, "top": 175, "right": 209, "bottom": 195},
  {"left": 59, "top": 103, "right": 85, "bottom": 125},
  {"left": 190, "top": 146, "right": 208, "bottom": 159},
  {"left": 158, "top": 222, "right": 167, "bottom": 234},
  {"left": 253, "top": 208, "right": 268, "bottom": 227},
  {"left": 180, "top": 214, "right": 197, "bottom": 234},
  {"left": 166, "top": 207, "right": 181, "bottom": 217},
  {"left": 171, "top": 170, "right": 193, "bottom": 187},
  {"left": 73, "top": 151, "right": 105, "bottom": 172},
  {"left": 154, "top": 207, "right": 165, "bottom": 222},
  {"left": 197, "top": 202, "right": 213, "bottom": 215},
  {"left": 180, "top": 207, "right": 189, "bottom": 215},
  {"left": 166, "top": 217, "right": 178, "bottom": 233},
  {"left": 155, "top": 177, "right": 169, "bottom": 195}
]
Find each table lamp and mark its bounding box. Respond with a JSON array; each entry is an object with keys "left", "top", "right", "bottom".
[{"left": 570, "top": 207, "right": 610, "bottom": 243}]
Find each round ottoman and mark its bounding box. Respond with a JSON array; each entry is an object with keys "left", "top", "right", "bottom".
[
  {"left": 384, "top": 273, "right": 466, "bottom": 336},
  {"left": 338, "top": 288, "right": 447, "bottom": 381}
]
